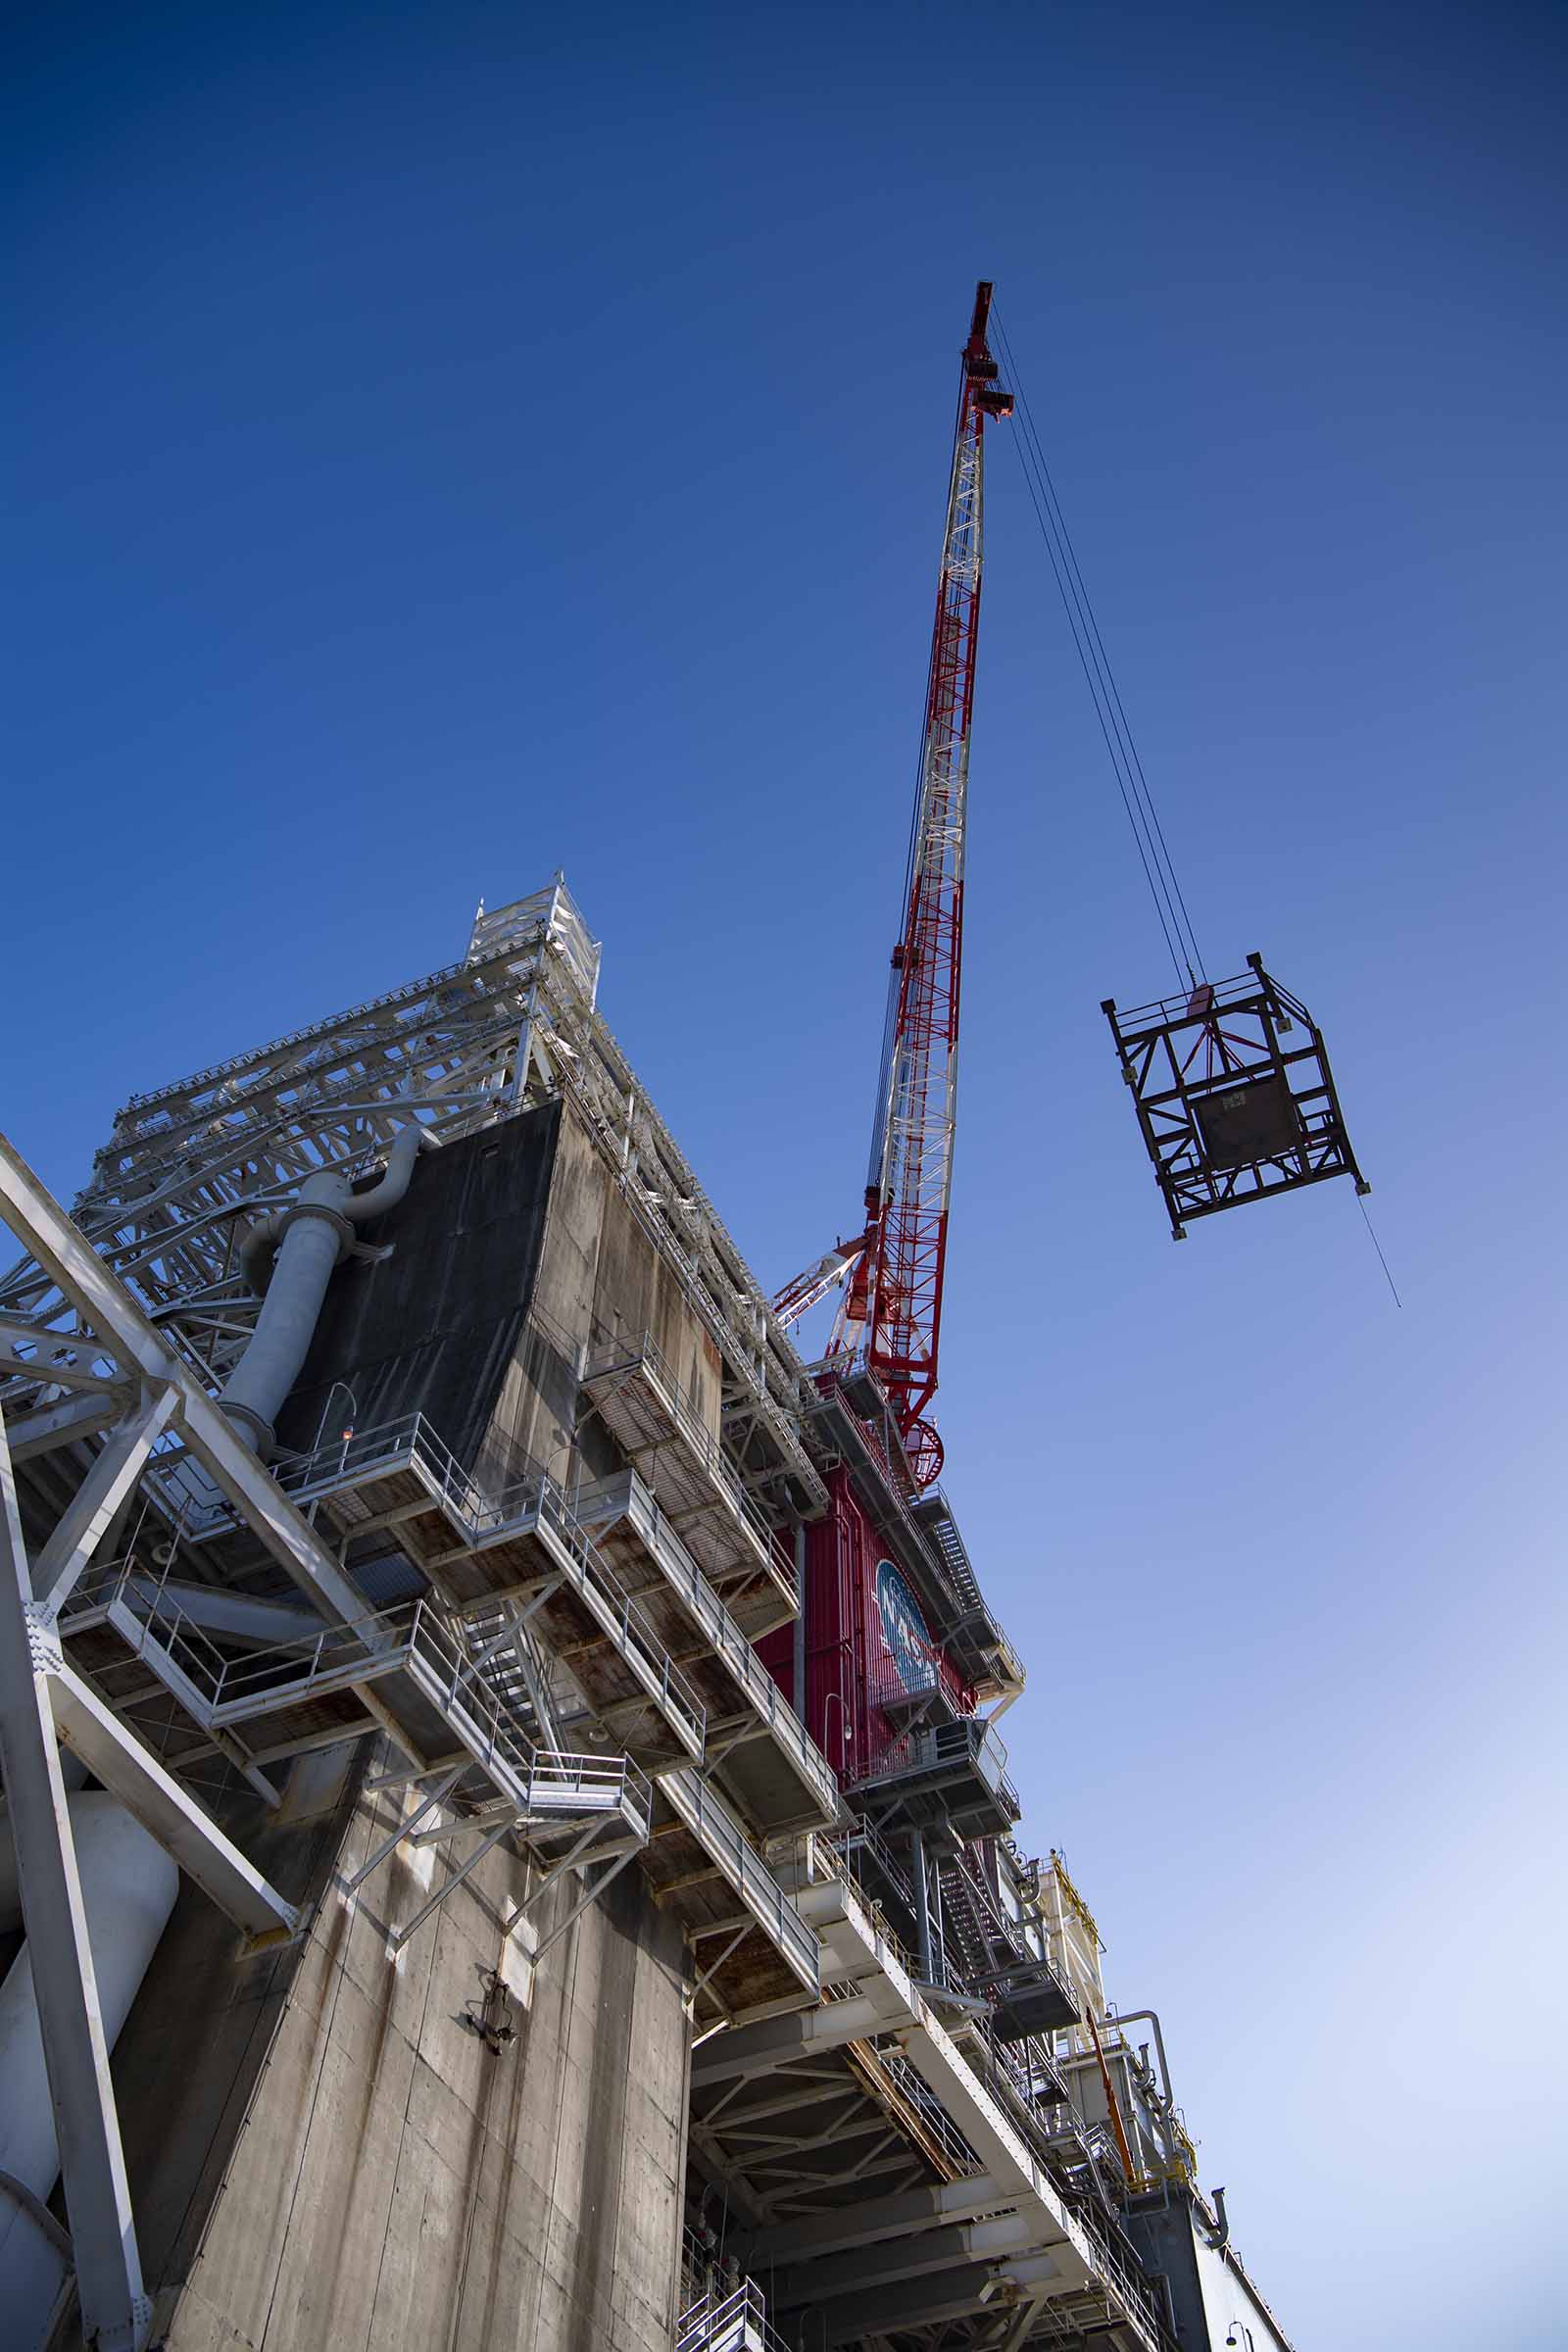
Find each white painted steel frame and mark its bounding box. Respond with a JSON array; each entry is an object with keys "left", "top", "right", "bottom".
[
  {"left": 0, "top": 1413, "right": 152, "bottom": 2352},
  {"left": 0, "top": 880, "right": 825, "bottom": 1511}
]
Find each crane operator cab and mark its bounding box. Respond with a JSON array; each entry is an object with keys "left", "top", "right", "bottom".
[{"left": 1101, "top": 954, "right": 1369, "bottom": 1239}]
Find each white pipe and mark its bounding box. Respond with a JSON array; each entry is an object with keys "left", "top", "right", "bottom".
[
  {"left": 339, "top": 1121, "right": 431, "bottom": 1225},
  {"left": 1106, "top": 2006, "right": 1176, "bottom": 2113},
  {"left": 0, "top": 1792, "right": 179, "bottom": 2349},
  {"left": 0, "top": 1757, "right": 88, "bottom": 1930},
  {"left": 223, "top": 1124, "right": 434, "bottom": 1457}
]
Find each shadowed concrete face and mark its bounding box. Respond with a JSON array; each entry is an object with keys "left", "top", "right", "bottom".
[{"left": 101, "top": 1740, "right": 692, "bottom": 2352}]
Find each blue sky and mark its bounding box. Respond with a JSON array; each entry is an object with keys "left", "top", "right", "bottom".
[{"left": 9, "top": 6, "right": 1565, "bottom": 2344}]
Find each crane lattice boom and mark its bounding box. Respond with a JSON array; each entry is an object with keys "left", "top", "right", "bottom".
[{"left": 845, "top": 283, "right": 1011, "bottom": 1472}]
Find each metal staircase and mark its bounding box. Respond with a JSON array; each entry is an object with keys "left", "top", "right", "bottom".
[
  {"left": 937, "top": 1851, "right": 1079, "bottom": 2037},
  {"left": 458, "top": 1597, "right": 564, "bottom": 1751}
]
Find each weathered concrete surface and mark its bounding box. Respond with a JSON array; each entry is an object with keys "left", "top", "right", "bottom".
[{"left": 60, "top": 1741, "right": 691, "bottom": 2352}]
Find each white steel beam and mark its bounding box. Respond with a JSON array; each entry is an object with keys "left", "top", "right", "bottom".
[
  {"left": 690, "top": 1993, "right": 897, "bottom": 2085},
  {"left": 745, "top": 2174, "right": 1005, "bottom": 2265},
  {"left": 772, "top": 2215, "right": 1044, "bottom": 2307},
  {"left": 122, "top": 1577, "right": 325, "bottom": 1649},
  {"left": 31, "top": 1385, "right": 179, "bottom": 1617},
  {"left": 48, "top": 1661, "right": 297, "bottom": 1943},
  {"left": 0, "top": 1314, "right": 129, "bottom": 1395},
  {"left": 0, "top": 1411, "right": 151, "bottom": 2352},
  {"left": 0, "top": 1133, "right": 375, "bottom": 1630},
  {"left": 2, "top": 1391, "right": 125, "bottom": 1462}
]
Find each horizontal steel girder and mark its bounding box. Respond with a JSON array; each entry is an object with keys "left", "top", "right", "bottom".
[
  {"left": 807, "top": 2253, "right": 1069, "bottom": 2346},
  {"left": 691, "top": 1991, "right": 912, "bottom": 2085},
  {"left": 0, "top": 1314, "right": 130, "bottom": 1395},
  {"left": 772, "top": 2215, "right": 1044, "bottom": 2308},
  {"left": 2, "top": 1391, "right": 125, "bottom": 1462},
  {"left": 742, "top": 2172, "right": 1004, "bottom": 2265},
  {"left": 125, "top": 1577, "right": 338, "bottom": 1648}
]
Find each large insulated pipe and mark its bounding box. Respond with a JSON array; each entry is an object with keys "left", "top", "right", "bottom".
[
  {"left": 0, "top": 1792, "right": 180, "bottom": 2349},
  {"left": 223, "top": 1122, "right": 432, "bottom": 1457}
]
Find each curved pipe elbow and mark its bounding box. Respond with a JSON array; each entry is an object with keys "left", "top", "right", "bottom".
[
  {"left": 240, "top": 1213, "right": 283, "bottom": 1298},
  {"left": 344, "top": 1122, "right": 437, "bottom": 1225},
  {"left": 239, "top": 1123, "right": 434, "bottom": 1294}
]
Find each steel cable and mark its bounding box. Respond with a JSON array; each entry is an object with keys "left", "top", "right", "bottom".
[{"left": 993, "top": 308, "right": 1207, "bottom": 989}]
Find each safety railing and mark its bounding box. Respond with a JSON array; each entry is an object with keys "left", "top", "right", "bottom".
[
  {"left": 148, "top": 1411, "right": 715, "bottom": 1762},
  {"left": 229, "top": 1597, "right": 537, "bottom": 1790},
  {"left": 840, "top": 1816, "right": 919, "bottom": 1915},
  {"left": 569, "top": 1469, "right": 837, "bottom": 1815},
  {"left": 283, "top": 1408, "right": 485, "bottom": 1520},
  {"left": 137, "top": 1403, "right": 837, "bottom": 1799},
  {"left": 1113, "top": 960, "right": 1314, "bottom": 1034},
  {"left": 521, "top": 1751, "right": 653, "bottom": 1838},
  {"left": 676, "top": 2278, "right": 785, "bottom": 2352},
  {"left": 1073, "top": 2202, "right": 1165, "bottom": 2344},
  {"left": 771, "top": 1838, "right": 1160, "bottom": 2345},
  {"left": 146, "top": 1406, "right": 487, "bottom": 1541},
  {"left": 582, "top": 1328, "right": 778, "bottom": 1559},
  {"left": 849, "top": 1713, "right": 1019, "bottom": 1820},
  {"left": 494, "top": 1469, "right": 710, "bottom": 1760},
  {"left": 941, "top": 1848, "right": 1079, "bottom": 2020},
  {"left": 61, "top": 1554, "right": 238, "bottom": 1703},
  {"left": 858, "top": 2036, "right": 986, "bottom": 2180},
  {"left": 63, "top": 1565, "right": 566, "bottom": 1818},
  {"left": 660, "top": 1769, "right": 820, "bottom": 1995}
]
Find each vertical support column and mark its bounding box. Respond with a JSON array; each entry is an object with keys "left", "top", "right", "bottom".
[
  {"left": 792, "top": 1525, "right": 808, "bottom": 1718},
  {"left": 0, "top": 1415, "right": 150, "bottom": 2352},
  {"left": 909, "top": 1826, "right": 935, "bottom": 1984},
  {"left": 30, "top": 1383, "right": 178, "bottom": 1618},
  {"left": 510, "top": 980, "right": 543, "bottom": 1107}
]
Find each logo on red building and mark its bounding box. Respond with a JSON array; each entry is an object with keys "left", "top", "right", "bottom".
[{"left": 875, "top": 1560, "right": 938, "bottom": 1694}]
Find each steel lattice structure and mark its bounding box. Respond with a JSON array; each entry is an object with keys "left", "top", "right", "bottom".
[
  {"left": 0, "top": 880, "right": 826, "bottom": 1514},
  {"left": 830, "top": 285, "right": 1012, "bottom": 1481}
]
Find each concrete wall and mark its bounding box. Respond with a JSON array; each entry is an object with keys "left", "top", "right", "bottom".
[
  {"left": 589, "top": 1181, "right": 723, "bottom": 1446},
  {"left": 273, "top": 1098, "right": 720, "bottom": 1497},
  {"left": 506, "top": 1101, "right": 723, "bottom": 1485},
  {"left": 78, "top": 1740, "right": 692, "bottom": 2352}
]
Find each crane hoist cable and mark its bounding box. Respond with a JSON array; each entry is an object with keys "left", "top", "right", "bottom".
[
  {"left": 991, "top": 307, "right": 1207, "bottom": 994},
  {"left": 999, "top": 317, "right": 1395, "bottom": 1292}
]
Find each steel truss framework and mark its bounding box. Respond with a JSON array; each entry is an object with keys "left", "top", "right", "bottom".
[
  {"left": 685, "top": 1858, "right": 1166, "bottom": 2352},
  {"left": 854, "top": 283, "right": 1011, "bottom": 1466},
  {"left": 0, "top": 1132, "right": 819, "bottom": 2351},
  {"left": 0, "top": 881, "right": 825, "bottom": 1514},
  {"left": 1102, "top": 956, "right": 1369, "bottom": 1239},
  {"left": 0, "top": 880, "right": 1193, "bottom": 2352},
  {"left": 0, "top": 1123, "right": 1161, "bottom": 2352}
]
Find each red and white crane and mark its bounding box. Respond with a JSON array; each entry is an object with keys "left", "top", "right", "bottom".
[{"left": 774, "top": 284, "right": 1011, "bottom": 1486}]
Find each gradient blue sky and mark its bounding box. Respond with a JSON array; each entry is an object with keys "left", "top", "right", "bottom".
[{"left": 9, "top": 6, "right": 1565, "bottom": 2345}]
